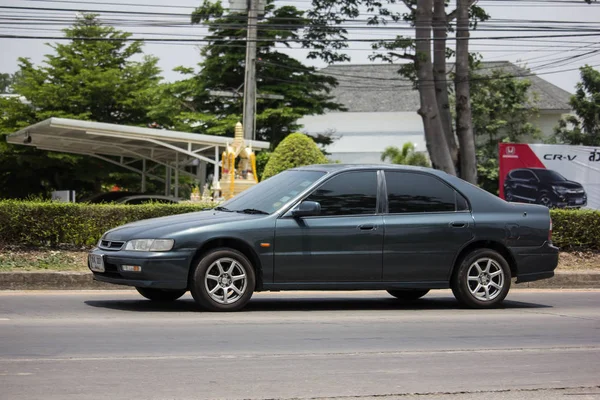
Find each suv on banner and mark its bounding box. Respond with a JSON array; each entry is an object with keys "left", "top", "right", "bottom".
[{"left": 504, "top": 168, "right": 587, "bottom": 208}]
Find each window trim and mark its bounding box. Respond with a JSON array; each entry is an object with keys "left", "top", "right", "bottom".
[
  {"left": 382, "top": 170, "right": 472, "bottom": 215},
  {"left": 280, "top": 169, "right": 382, "bottom": 219}
]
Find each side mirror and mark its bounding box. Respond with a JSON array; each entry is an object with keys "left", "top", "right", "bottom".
[{"left": 291, "top": 201, "right": 321, "bottom": 218}]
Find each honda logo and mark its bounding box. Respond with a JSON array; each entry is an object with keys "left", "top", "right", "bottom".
[{"left": 506, "top": 146, "right": 515, "bottom": 155}]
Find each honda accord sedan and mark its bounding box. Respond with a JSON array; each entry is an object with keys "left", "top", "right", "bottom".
[{"left": 89, "top": 164, "right": 559, "bottom": 311}]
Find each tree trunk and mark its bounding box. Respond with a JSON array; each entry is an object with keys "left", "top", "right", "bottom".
[
  {"left": 415, "top": 0, "right": 456, "bottom": 175},
  {"left": 455, "top": 0, "right": 477, "bottom": 183},
  {"left": 433, "top": 0, "right": 458, "bottom": 167}
]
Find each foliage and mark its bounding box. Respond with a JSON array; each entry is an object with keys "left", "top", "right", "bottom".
[
  {"left": 149, "top": 0, "right": 344, "bottom": 148},
  {"left": 0, "top": 72, "right": 17, "bottom": 94},
  {"left": 550, "top": 209, "right": 600, "bottom": 251},
  {"left": 554, "top": 65, "right": 600, "bottom": 146},
  {"left": 469, "top": 68, "right": 540, "bottom": 194},
  {"left": 261, "top": 133, "right": 328, "bottom": 180},
  {"left": 380, "top": 143, "right": 430, "bottom": 167},
  {"left": 255, "top": 151, "right": 272, "bottom": 181},
  {"left": 0, "top": 200, "right": 597, "bottom": 251},
  {"left": 0, "top": 14, "right": 162, "bottom": 199},
  {"left": 0, "top": 200, "right": 215, "bottom": 247}
]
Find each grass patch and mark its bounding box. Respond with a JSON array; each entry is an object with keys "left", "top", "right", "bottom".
[{"left": 0, "top": 248, "right": 88, "bottom": 272}]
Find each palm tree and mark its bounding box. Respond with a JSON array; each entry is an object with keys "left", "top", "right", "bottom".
[{"left": 380, "top": 143, "right": 430, "bottom": 167}]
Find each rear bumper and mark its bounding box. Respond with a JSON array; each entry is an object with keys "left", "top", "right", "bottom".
[
  {"left": 510, "top": 241, "right": 559, "bottom": 284},
  {"left": 88, "top": 248, "right": 194, "bottom": 290}
]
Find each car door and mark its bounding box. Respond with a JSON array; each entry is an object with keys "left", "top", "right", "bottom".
[
  {"left": 274, "top": 170, "right": 384, "bottom": 283},
  {"left": 382, "top": 171, "right": 474, "bottom": 283},
  {"left": 511, "top": 170, "right": 538, "bottom": 202}
]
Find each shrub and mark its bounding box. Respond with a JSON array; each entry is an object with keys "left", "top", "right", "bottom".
[
  {"left": 261, "top": 133, "right": 328, "bottom": 180},
  {"left": 0, "top": 200, "right": 215, "bottom": 248},
  {"left": 550, "top": 209, "right": 600, "bottom": 251}
]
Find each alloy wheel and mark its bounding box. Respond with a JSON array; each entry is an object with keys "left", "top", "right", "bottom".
[
  {"left": 204, "top": 257, "right": 248, "bottom": 305},
  {"left": 466, "top": 258, "right": 505, "bottom": 302}
]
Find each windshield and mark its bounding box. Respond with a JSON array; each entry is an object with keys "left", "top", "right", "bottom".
[
  {"left": 534, "top": 169, "right": 567, "bottom": 182},
  {"left": 218, "top": 170, "right": 326, "bottom": 214}
]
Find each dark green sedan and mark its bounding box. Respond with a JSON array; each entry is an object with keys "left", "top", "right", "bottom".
[{"left": 88, "top": 164, "right": 558, "bottom": 311}]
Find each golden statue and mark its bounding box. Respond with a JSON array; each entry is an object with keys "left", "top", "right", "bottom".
[{"left": 218, "top": 122, "right": 259, "bottom": 199}]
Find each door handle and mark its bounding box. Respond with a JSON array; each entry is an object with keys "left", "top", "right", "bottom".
[
  {"left": 450, "top": 222, "right": 467, "bottom": 228},
  {"left": 358, "top": 224, "right": 377, "bottom": 231}
]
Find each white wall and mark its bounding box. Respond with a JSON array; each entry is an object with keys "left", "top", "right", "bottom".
[
  {"left": 299, "top": 112, "right": 426, "bottom": 164},
  {"left": 299, "top": 110, "right": 570, "bottom": 164}
]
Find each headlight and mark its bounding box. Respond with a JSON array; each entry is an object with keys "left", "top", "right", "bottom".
[
  {"left": 552, "top": 186, "right": 567, "bottom": 194},
  {"left": 124, "top": 239, "right": 174, "bottom": 252}
]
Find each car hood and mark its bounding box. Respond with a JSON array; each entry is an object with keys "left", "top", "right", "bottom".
[
  {"left": 550, "top": 181, "right": 584, "bottom": 190},
  {"left": 103, "top": 210, "right": 261, "bottom": 241}
]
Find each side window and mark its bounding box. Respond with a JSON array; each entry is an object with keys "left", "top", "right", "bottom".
[
  {"left": 305, "top": 171, "right": 378, "bottom": 216},
  {"left": 511, "top": 170, "right": 528, "bottom": 180},
  {"left": 385, "top": 171, "right": 463, "bottom": 213},
  {"left": 525, "top": 171, "right": 537, "bottom": 181}
]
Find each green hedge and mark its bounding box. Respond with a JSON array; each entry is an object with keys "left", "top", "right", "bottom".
[
  {"left": 0, "top": 200, "right": 215, "bottom": 248},
  {"left": 550, "top": 209, "right": 600, "bottom": 251},
  {"left": 0, "top": 201, "right": 599, "bottom": 251}
]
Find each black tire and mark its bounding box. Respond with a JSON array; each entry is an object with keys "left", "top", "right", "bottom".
[
  {"left": 451, "top": 248, "right": 511, "bottom": 309},
  {"left": 537, "top": 192, "right": 553, "bottom": 208},
  {"left": 386, "top": 289, "right": 430, "bottom": 301},
  {"left": 190, "top": 248, "right": 256, "bottom": 312},
  {"left": 135, "top": 287, "right": 187, "bottom": 302}
]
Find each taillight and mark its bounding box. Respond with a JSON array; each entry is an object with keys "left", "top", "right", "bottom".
[{"left": 549, "top": 218, "right": 553, "bottom": 242}]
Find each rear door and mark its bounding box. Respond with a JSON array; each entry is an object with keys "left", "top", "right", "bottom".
[{"left": 382, "top": 171, "right": 474, "bottom": 283}]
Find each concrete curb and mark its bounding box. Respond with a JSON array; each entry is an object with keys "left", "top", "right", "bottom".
[{"left": 1, "top": 270, "right": 600, "bottom": 290}]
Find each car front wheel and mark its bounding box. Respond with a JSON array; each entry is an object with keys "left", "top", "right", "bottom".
[
  {"left": 190, "top": 248, "right": 256, "bottom": 312},
  {"left": 451, "top": 249, "right": 511, "bottom": 309},
  {"left": 387, "top": 289, "right": 430, "bottom": 301},
  {"left": 135, "top": 287, "right": 187, "bottom": 302}
]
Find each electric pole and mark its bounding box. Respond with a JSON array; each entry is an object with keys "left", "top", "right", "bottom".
[{"left": 242, "top": 0, "right": 258, "bottom": 141}]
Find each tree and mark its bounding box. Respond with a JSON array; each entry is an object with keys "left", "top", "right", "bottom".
[
  {"left": 0, "top": 14, "right": 162, "bottom": 199},
  {"left": 470, "top": 68, "right": 540, "bottom": 194},
  {"left": 454, "top": 0, "right": 477, "bottom": 184},
  {"left": 261, "top": 133, "right": 328, "bottom": 180},
  {"left": 380, "top": 143, "right": 430, "bottom": 167},
  {"left": 304, "top": 0, "right": 488, "bottom": 182},
  {"left": 149, "top": 0, "right": 344, "bottom": 148},
  {"left": 0, "top": 73, "right": 16, "bottom": 94},
  {"left": 554, "top": 65, "right": 600, "bottom": 146}
]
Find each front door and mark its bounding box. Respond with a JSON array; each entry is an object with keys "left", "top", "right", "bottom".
[{"left": 274, "top": 170, "right": 384, "bottom": 283}]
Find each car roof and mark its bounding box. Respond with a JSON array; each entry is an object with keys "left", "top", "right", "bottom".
[
  {"left": 292, "top": 163, "right": 441, "bottom": 174},
  {"left": 118, "top": 195, "right": 179, "bottom": 201}
]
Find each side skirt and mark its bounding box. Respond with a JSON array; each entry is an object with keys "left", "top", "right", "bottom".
[{"left": 261, "top": 281, "right": 449, "bottom": 291}]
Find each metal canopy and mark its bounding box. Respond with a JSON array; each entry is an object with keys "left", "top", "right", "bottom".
[{"left": 7, "top": 117, "right": 270, "bottom": 198}]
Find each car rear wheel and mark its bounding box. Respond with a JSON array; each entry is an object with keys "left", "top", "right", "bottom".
[
  {"left": 451, "top": 249, "right": 511, "bottom": 309},
  {"left": 190, "top": 248, "right": 256, "bottom": 312},
  {"left": 135, "top": 287, "right": 187, "bottom": 302},
  {"left": 386, "top": 289, "right": 430, "bottom": 301}
]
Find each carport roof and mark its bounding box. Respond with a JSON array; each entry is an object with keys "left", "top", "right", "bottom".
[{"left": 6, "top": 117, "right": 270, "bottom": 166}]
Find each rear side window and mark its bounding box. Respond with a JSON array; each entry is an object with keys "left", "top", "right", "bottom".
[
  {"left": 305, "top": 171, "right": 378, "bottom": 216},
  {"left": 511, "top": 170, "right": 531, "bottom": 180},
  {"left": 385, "top": 171, "right": 467, "bottom": 213}
]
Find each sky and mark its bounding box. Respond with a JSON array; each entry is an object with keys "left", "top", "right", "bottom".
[{"left": 1, "top": 0, "right": 600, "bottom": 93}]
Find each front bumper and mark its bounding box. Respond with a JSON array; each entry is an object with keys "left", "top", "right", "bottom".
[
  {"left": 511, "top": 241, "right": 559, "bottom": 284},
  {"left": 88, "top": 248, "right": 195, "bottom": 290}
]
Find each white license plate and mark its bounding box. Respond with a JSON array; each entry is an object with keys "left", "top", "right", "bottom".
[{"left": 89, "top": 254, "right": 105, "bottom": 272}]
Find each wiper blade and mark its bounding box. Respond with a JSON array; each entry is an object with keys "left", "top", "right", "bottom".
[
  {"left": 214, "top": 206, "right": 233, "bottom": 212},
  {"left": 235, "top": 208, "right": 269, "bottom": 215}
]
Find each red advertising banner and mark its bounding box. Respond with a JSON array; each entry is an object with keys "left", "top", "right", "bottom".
[{"left": 499, "top": 143, "right": 600, "bottom": 210}]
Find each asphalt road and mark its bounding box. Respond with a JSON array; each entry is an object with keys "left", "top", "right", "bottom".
[{"left": 0, "top": 290, "right": 599, "bottom": 400}]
